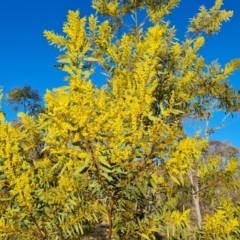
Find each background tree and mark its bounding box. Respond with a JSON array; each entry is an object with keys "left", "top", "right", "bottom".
[{"left": 6, "top": 85, "right": 42, "bottom": 116}]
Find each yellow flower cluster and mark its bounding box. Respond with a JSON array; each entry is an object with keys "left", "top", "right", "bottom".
[
  {"left": 11, "top": 172, "right": 33, "bottom": 209},
  {"left": 167, "top": 209, "right": 191, "bottom": 227},
  {"left": 203, "top": 199, "right": 239, "bottom": 237},
  {"left": 106, "top": 1, "right": 118, "bottom": 16},
  {"left": 166, "top": 137, "right": 208, "bottom": 175},
  {"left": 225, "top": 157, "right": 239, "bottom": 173},
  {"left": 189, "top": 0, "right": 233, "bottom": 35}
]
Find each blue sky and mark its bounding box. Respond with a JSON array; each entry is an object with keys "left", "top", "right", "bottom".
[{"left": 0, "top": 0, "right": 239, "bottom": 147}]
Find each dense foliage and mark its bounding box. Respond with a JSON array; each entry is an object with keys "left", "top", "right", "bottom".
[{"left": 0, "top": 0, "right": 240, "bottom": 239}]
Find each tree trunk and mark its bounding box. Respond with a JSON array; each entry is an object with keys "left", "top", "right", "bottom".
[{"left": 188, "top": 170, "right": 202, "bottom": 229}]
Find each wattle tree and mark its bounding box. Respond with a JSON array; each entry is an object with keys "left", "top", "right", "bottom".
[{"left": 0, "top": 0, "right": 240, "bottom": 239}]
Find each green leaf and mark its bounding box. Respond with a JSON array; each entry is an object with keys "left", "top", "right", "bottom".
[
  {"left": 169, "top": 174, "right": 180, "bottom": 185},
  {"left": 93, "top": 213, "right": 98, "bottom": 223},
  {"left": 58, "top": 164, "right": 67, "bottom": 177},
  {"left": 167, "top": 226, "right": 170, "bottom": 238},
  {"left": 171, "top": 109, "right": 184, "bottom": 114},
  {"left": 84, "top": 57, "right": 98, "bottom": 62},
  {"left": 74, "top": 223, "right": 80, "bottom": 234},
  {"left": 114, "top": 167, "right": 128, "bottom": 175},
  {"left": 137, "top": 217, "right": 142, "bottom": 228},
  {"left": 172, "top": 224, "right": 176, "bottom": 237},
  {"left": 179, "top": 173, "right": 184, "bottom": 185},
  {"left": 57, "top": 54, "right": 71, "bottom": 63},
  {"left": 149, "top": 177, "right": 157, "bottom": 189},
  {"left": 0, "top": 197, "right": 13, "bottom": 201},
  {"left": 12, "top": 207, "right": 20, "bottom": 212},
  {"left": 101, "top": 72, "right": 110, "bottom": 77},
  {"left": 101, "top": 172, "right": 113, "bottom": 182},
  {"left": 64, "top": 76, "right": 71, "bottom": 81},
  {"left": 137, "top": 184, "right": 147, "bottom": 198},
  {"left": 0, "top": 165, "right": 6, "bottom": 171},
  {"left": 79, "top": 223, "right": 84, "bottom": 235},
  {"left": 68, "top": 199, "right": 77, "bottom": 206},
  {"left": 99, "top": 156, "right": 112, "bottom": 168},
  {"left": 148, "top": 116, "right": 158, "bottom": 121},
  {"left": 100, "top": 165, "right": 113, "bottom": 173},
  {"left": 138, "top": 233, "right": 151, "bottom": 240},
  {"left": 74, "top": 163, "right": 89, "bottom": 175},
  {"left": 51, "top": 162, "right": 61, "bottom": 172},
  {"left": 82, "top": 70, "right": 94, "bottom": 77}
]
